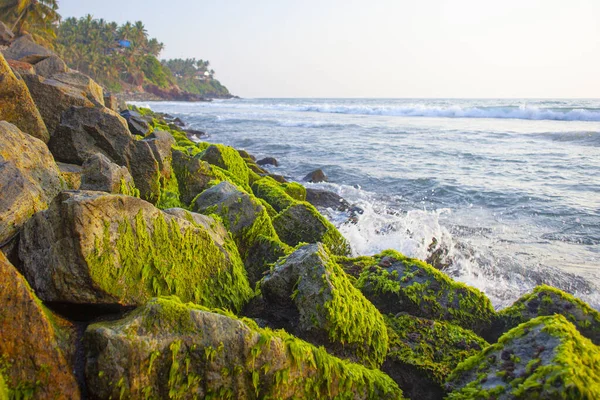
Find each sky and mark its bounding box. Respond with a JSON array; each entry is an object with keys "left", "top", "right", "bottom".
[{"left": 58, "top": 0, "right": 600, "bottom": 98}]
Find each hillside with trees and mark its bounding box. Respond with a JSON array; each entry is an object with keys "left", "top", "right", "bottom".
[{"left": 0, "top": 0, "right": 233, "bottom": 99}]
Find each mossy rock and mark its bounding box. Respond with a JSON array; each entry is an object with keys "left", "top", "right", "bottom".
[
  {"left": 383, "top": 314, "right": 488, "bottom": 400},
  {"left": 0, "top": 53, "right": 49, "bottom": 142},
  {"left": 19, "top": 191, "right": 252, "bottom": 312},
  {"left": 199, "top": 143, "right": 251, "bottom": 191},
  {"left": 487, "top": 285, "right": 600, "bottom": 345},
  {"left": 171, "top": 148, "right": 217, "bottom": 206},
  {"left": 56, "top": 162, "right": 82, "bottom": 190},
  {"left": 80, "top": 153, "right": 138, "bottom": 196},
  {"left": 0, "top": 251, "right": 80, "bottom": 399},
  {"left": 445, "top": 314, "right": 600, "bottom": 399},
  {"left": 251, "top": 176, "right": 297, "bottom": 212},
  {"left": 283, "top": 181, "right": 307, "bottom": 201},
  {"left": 273, "top": 202, "right": 351, "bottom": 256},
  {"left": 347, "top": 250, "right": 495, "bottom": 335},
  {"left": 192, "top": 181, "right": 285, "bottom": 285},
  {"left": 261, "top": 243, "right": 389, "bottom": 368},
  {"left": 0, "top": 121, "right": 64, "bottom": 245},
  {"left": 84, "top": 296, "right": 404, "bottom": 399}
]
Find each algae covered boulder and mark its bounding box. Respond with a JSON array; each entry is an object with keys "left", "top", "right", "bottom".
[
  {"left": 0, "top": 53, "right": 49, "bottom": 142},
  {"left": 345, "top": 250, "right": 495, "bottom": 334},
  {"left": 384, "top": 314, "right": 487, "bottom": 400},
  {"left": 273, "top": 202, "right": 351, "bottom": 256},
  {"left": 199, "top": 143, "right": 251, "bottom": 190},
  {"left": 85, "top": 296, "right": 403, "bottom": 400},
  {"left": 80, "top": 153, "right": 137, "bottom": 195},
  {"left": 445, "top": 314, "right": 600, "bottom": 399},
  {"left": 251, "top": 176, "right": 296, "bottom": 212},
  {"left": 0, "top": 251, "right": 80, "bottom": 399},
  {"left": 171, "top": 149, "right": 216, "bottom": 205},
  {"left": 488, "top": 284, "right": 600, "bottom": 345},
  {"left": 0, "top": 121, "right": 63, "bottom": 245},
  {"left": 19, "top": 191, "right": 252, "bottom": 312},
  {"left": 261, "top": 243, "right": 389, "bottom": 368}
]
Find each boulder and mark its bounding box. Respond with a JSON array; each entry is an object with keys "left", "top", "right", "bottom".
[
  {"left": 103, "top": 92, "right": 118, "bottom": 111},
  {"left": 306, "top": 188, "right": 351, "bottom": 211},
  {"left": 22, "top": 74, "right": 95, "bottom": 135},
  {"left": 272, "top": 202, "right": 351, "bottom": 256},
  {"left": 304, "top": 168, "right": 328, "bottom": 183},
  {"left": 261, "top": 243, "right": 389, "bottom": 368},
  {"left": 33, "top": 54, "right": 68, "bottom": 77},
  {"left": 120, "top": 109, "right": 150, "bottom": 136},
  {"left": 1, "top": 35, "right": 53, "bottom": 64},
  {"left": 0, "top": 53, "right": 49, "bottom": 142},
  {"left": 445, "top": 315, "right": 600, "bottom": 399},
  {"left": 171, "top": 149, "right": 216, "bottom": 205},
  {"left": 257, "top": 156, "right": 279, "bottom": 167},
  {"left": 345, "top": 250, "right": 496, "bottom": 335},
  {"left": 237, "top": 149, "right": 256, "bottom": 161},
  {"left": 56, "top": 162, "right": 82, "bottom": 190},
  {"left": 282, "top": 181, "right": 306, "bottom": 201},
  {"left": 51, "top": 70, "right": 104, "bottom": 106},
  {"left": 0, "top": 21, "right": 14, "bottom": 45},
  {"left": 199, "top": 144, "right": 250, "bottom": 190},
  {"left": 251, "top": 176, "right": 296, "bottom": 212},
  {"left": 48, "top": 106, "right": 133, "bottom": 165},
  {"left": 19, "top": 191, "right": 253, "bottom": 312},
  {"left": 383, "top": 314, "right": 487, "bottom": 400},
  {"left": 0, "top": 122, "right": 62, "bottom": 245},
  {"left": 7, "top": 59, "right": 34, "bottom": 75},
  {"left": 80, "top": 153, "right": 137, "bottom": 195},
  {"left": 0, "top": 251, "right": 80, "bottom": 399},
  {"left": 487, "top": 285, "right": 600, "bottom": 345},
  {"left": 84, "top": 297, "right": 404, "bottom": 400}
]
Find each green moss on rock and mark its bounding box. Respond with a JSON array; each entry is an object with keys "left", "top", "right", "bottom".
[
  {"left": 446, "top": 314, "right": 600, "bottom": 399},
  {"left": 199, "top": 143, "right": 251, "bottom": 191},
  {"left": 251, "top": 177, "right": 297, "bottom": 212},
  {"left": 85, "top": 296, "right": 404, "bottom": 399},
  {"left": 350, "top": 250, "right": 495, "bottom": 335},
  {"left": 283, "top": 181, "right": 307, "bottom": 201},
  {"left": 488, "top": 285, "right": 600, "bottom": 345},
  {"left": 273, "top": 202, "right": 351, "bottom": 256}
]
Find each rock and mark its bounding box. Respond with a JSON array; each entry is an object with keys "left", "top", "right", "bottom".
[
  {"left": 22, "top": 74, "right": 95, "bottom": 135},
  {"left": 56, "top": 162, "right": 82, "bottom": 190},
  {"left": 383, "top": 314, "right": 487, "bottom": 400},
  {"left": 343, "top": 250, "right": 496, "bottom": 335},
  {"left": 304, "top": 168, "right": 328, "bottom": 183},
  {"left": 282, "top": 182, "right": 307, "bottom": 201},
  {"left": 238, "top": 149, "right": 256, "bottom": 161},
  {"left": 162, "top": 208, "right": 229, "bottom": 249},
  {"left": 199, "top": 144, "right": 250, "bottom": 190},
  {"left": 1, "top": 35, "right": 53, "bottom": 63},
  {"left": 0, "top": 21, "right": 14, "bottom": 45},
  {"left": 192, "top": 182, "right": 284, "bottom": 282},
  {"left": 33, "top": 54, "right": 68, "bottom": 78},
  {"left": 103, "top": 92, "right": 118, "bottom": 111},
  {"left": 0, "top": 251, "right": 80, "bottom": 399},
  {"left": 244, "top": 235, "right": 290, "bottom": 286},
  {"left": 19, "top": 191, "right": 252, "bottom": 311},
  {"left": 7, "top": 59, "right": 34, "bottom": 75},
  {"left": 171, "top": 149, "right": 216, "bottom": 206},
  {"left": 251, "top": 176, "right": 296, "bottom": 212},
  {"left": 261, "top": 243, "right": 389, "bottom": 368},
  {"left": 183, "top": 128, "right": 207, "bottom": 141},
  {"left": 272, "top": 202, "right": 351, "bottom": 256},
  {"left": 120, "top": 109, "right": 150, "bottom": 136},
  {"left": 80, "top": 153, "right": 137, "bottom": 195},
  {"left": 84, "top": 297, "right": 403, "bottom": 400},
  {"left": 51, "top": 70, "right": 104, "bottom": 106},
  {"left": 0, "top": 122, "right": 62, "bottom": 246},
  {"left": 487, "top": 285, "right": 600, "bottom": 345},
  {"left": 445, "top": 314, "right": 600, "bottom": 399},
  {"left": 267, "top": 173, "right": 287, "bottom": 183},
  {"left": 0, "top": 53, "right": 49, "bottom": 142},
  {"left": 257, "top": 156, "right": 279, "bottom": 167},
  {"left": 306, "top": 188, "right": 351, "bottom": 211}
]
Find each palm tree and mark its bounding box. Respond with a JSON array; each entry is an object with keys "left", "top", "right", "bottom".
[{"left": 0, "top": 0, "right": 60, "bottom": 35}]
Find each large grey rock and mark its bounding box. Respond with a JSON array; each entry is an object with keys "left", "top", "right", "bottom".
[
  {"left": 306, "top": 188, "right": 351, "bottom": 211},
  {"left": 23, "top": 73, "right": 95, "bottom": 135},
  {"left": 18, "top": 191, "right": 252, "bottom": 311},
  {"left": 261, "top": 243, "right": 389, "bottom": 368},
  {"left": 56, "top": 162, "right": 82, "bottom": 190},
  {"left": 84, "top": 297, "right": 403, "bottom": 400},
  {"left": 446, "top": 315, "right": 600, "bottom": 399},
  {"left": 33, "top": 54, "right": 68, "bottom": 78},
  {"left": 1, "top": 35, "right": 53, "bottom": 63},
  {"left": 0, "top": 21, "right": 14, "bottom": 45},
  {"left": 80, "top": 153, "right": 136, "bottom": 194},
  {"left": 0, "top": 53, "right": 49, "bottom": 142},
  {"left": 120, "top": 109, "right": 150, "bottom": 136},
  {"left": 0, "top": 122, "right": 62, "bottom": 245},
  {"left": 303, "top": 168, "right": 328, "bottom": 183},
  {"left": 51, "top": 70, "right": 104, "bottom": 106}
]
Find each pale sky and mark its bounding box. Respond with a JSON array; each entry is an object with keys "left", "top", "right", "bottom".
[{"left": 59, "top": 0, "right": 600, "bottom": 98}]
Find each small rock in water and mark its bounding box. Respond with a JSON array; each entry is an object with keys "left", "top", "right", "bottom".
[
  {"left": 257, "top": 157, "right": 279, "bottom": 166},
  {"left": 303, "top": 168, "right": 328, "bottom": 183}
]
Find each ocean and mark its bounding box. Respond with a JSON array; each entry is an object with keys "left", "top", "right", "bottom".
[{"left": 134, "top": 98, "right": 600, "bottom": 310}]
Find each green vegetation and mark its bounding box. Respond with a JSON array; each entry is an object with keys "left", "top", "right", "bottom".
[
  {"left": 0, "top": 0, "right": 59, "bottom": 47},
  {"left": 163, "top": 58, "right": 231, "bottom": 98}
]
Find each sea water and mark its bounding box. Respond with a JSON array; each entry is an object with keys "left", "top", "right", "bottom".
[{"left": 134, "top": 98, "right": 600, "bottom": 310}]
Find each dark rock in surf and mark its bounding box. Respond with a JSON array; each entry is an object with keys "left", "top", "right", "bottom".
[
  {"left": 306, "top": 188, "right": 351, "bottom": 211},
  {"left": 257, "top": 157, "right": 279, "bottom": 167},
  {"left": 304, "top": 168, "right": 328, "bottom": 183}
]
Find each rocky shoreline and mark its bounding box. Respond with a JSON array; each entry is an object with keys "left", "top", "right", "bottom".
[{"left": 1, "top": 34, "right": 600, "bottom": 400}]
